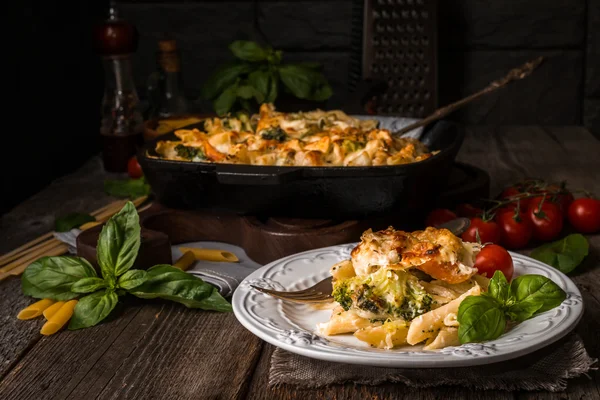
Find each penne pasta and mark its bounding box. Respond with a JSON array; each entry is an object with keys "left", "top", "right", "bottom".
[
  {"left": 317, "top": 308, "right": 373, "bottom": 336},
  {"left": 420, "top": 281, "right": 461, "bottom": 300},
  {"left": 173, "top": 251, "right": 196, "bottom": 271},
  {"left": 40, "top": 300, "right": 78, "bottom": 336},
  {"left": 423, "top": 326, "right": 460, "bottom": 350},
  {"left": 178, "top": 247, "right": 239, "bottom": 263},
  {"left": 354, "top": 320, "right": 409, "bottom": 349},
  {"left": 17, "top": 299, "right": 56, "bottom": 320},
  {"left": 406, "top": 285, "right": 481, "bottom": 345},
  {"left": 443, "top": 313, "right": 459, "bottom": 327},
  {"left": 43, "top": 301, "right": 66, "bottom": 320},
  {"left": 330, "top": 260, "right": 356, "bottom": 281}
]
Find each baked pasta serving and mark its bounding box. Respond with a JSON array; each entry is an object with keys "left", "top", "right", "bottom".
[
  {"left": 317, "top": 227, "right": 489, "bottom": 350},
  {"left": 153, "top": 103, "right": 437, "bottom": 167}
]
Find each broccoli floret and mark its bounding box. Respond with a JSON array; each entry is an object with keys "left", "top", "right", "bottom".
[
  {"left": 332, "top": 281, "right": 353, "bottom": 311},
  {"left": 175, "top": 144, "right": 206, "bottom": 161},
  {"left": 260, "top": 127, "right": 287, "bottom": 142},
  {"left": 332, "top": 268, "right": 432, "bottom": 320}
]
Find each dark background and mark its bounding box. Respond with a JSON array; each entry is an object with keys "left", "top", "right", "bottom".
[{"left": 4, "top": 0, "right": 598, "bottom": 215}]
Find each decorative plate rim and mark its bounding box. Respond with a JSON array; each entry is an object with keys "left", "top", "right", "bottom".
[{"left": 232, "top": 244, "right": 583, "bottom": 368}]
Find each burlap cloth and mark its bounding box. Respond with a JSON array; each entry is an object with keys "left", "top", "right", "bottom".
[{"left": 269, "top": 334, "right": 597, "bottom": 392}]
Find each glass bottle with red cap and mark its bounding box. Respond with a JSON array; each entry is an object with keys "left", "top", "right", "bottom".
[{"left": 92, "top": 1, "right": 143, "bottom": 172}]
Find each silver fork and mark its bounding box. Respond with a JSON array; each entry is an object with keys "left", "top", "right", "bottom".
[{"left": 250, "top": 218, "right": 470, "bottom": 303}]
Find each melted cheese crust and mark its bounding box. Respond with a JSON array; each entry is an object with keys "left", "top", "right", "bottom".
[
  {"left": 153, "top": 103, "right": 436, "bottom": 167},
  {"left": 351, "top": 227, "right": 481, "bottom": 283}
]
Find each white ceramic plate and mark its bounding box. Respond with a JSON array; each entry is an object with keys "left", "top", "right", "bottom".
[{"left": 232, "top": 243, "right": 583, "bottom": 368}]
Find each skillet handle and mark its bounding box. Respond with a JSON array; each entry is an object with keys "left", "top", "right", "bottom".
[{"left": 215, "top": 166, "right": 303, "bottom": 185}]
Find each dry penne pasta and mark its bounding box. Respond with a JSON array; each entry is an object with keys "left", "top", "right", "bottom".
[
  {"left": 40, "top": 300, "right": 78, "bottom": 336},
  {"left": 178, "top": 247, "right": 239, "bottom": 263},
  {"left": 173, "top": 251, "right": 196, "bottom": 271},
  {"left": 423, "top": 326, "right": 460, "bottom": 350},
  {"left": 317, "top": 308, "right": 373, "bottom": 336},
  {"left": 406, "top": 285, "right": 481, "bottom": 345},
  {"left": 43, "top": 301, "right": 66, "bottom": 320},
  {"left": 17, "top": 299, "right": 56, "bottom": 320},
  {"left": 354, "top": 320, "right": 410, "bottom": 349}
]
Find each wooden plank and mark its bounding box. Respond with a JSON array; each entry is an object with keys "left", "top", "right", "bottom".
[
  {"left": 0, "top": 278, "right": 45, "bottom": 378},
  {"left": 0, "top": 299, "right": 263, "bottom": 400}
]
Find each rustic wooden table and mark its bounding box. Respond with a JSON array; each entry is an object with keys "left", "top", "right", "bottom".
[{"left": 0, "top": 126, "right": 598, "bottom": 400}]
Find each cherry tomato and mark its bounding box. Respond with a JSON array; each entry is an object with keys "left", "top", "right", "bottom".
[
  {"left": 527, "top": 201, "right": 563, "bottom": 242},
  {"left": 567, "top": 198, "right": 600, "bottom": 233},
  {"left": 474, "top": 244, "right": 514, "bottom": 281},
  {"left": 127, "top": 156, "right": 143, "bottom": 179},
  {"left": 461, "top": 217, "right": 502, "bottom": 244},
  {"left": 425, "top": 209, "right": 457, "bottom": 227},
  {"left": 455, "top": 203, "right": 482, "bottom": 218},
  {"left": 496, "top": 209, "right": 533, "bottom": 249}
]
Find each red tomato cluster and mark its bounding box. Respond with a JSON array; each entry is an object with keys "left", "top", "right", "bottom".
[{"left": 424, "top": 179, "right": 599, "bottom": 258}]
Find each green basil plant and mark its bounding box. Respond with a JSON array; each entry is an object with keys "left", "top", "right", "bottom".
[
  {"left": 22, "top": 202, "right": 231, "bottom": 331},
  {"left": 201, "top": 40, "right": 333, "bottom": 116},
  {"left": 457, "top": 270, "right": 566, "bottom": 344}
]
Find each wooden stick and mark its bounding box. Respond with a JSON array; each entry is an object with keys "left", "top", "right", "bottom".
[
  {"left": 0, "top": 240, "right": 69, "bottom": 272},
  {"left": 394, "top": 56, "right": 544, "bottom": 137},
  {"left": 0, "top": 238, "right": 63, "bottom": 268},
  {"left": 0, "top": 244, "right": 68, "bottom": 281},
  {"left": 0, "top": 232, "right": 54, "bottom": 266}
]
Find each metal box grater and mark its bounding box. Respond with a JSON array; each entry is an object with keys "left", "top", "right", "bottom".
[{"left": 350, "top": 0, "right": 438, "bottom": 117}]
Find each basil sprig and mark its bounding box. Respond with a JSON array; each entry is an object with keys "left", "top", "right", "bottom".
[
  {"left": 21, "top": 201, "right": 232, "bottom": 331},
  {"left": 201, "top": 40, "right": 332, "bottom": 116},
  {"left": 457, "top": 271, "right": 566, "bottom": 344}
]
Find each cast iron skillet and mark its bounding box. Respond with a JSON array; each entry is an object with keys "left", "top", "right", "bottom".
[{"left": 138, "top": 119, "right": 464, "bottom": 221}]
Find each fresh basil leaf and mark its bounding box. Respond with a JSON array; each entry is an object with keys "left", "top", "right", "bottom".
[
  {"left": 248, "top": 70, "right": 270, "bottom": 101},
  {"left": 237, "top": 84, "right": 263, "bottom": 103},
  {"left": 311, "top": 83, "right": 333, "bottom": 101},
  {"left": 201, "top": 63, "right": 253, "bottom": 100},
  {"left": 266, "top": 71, "right": 279, "bottom": 103},
  {"left": 72, "top": 277, "right": 107, "bottom": 294},
  {"left": 507, "top": 275, "right": 566, "bottom": 322},
  {"left": 530, "top": 234, "right": 589, "bottom": 274},
  {"left": 117, "top": 269, "right": 148, "bottom": 290},
  {"left": 278, "top": 65, "right": 314, "bottom": 99},
  {"left": 129, "top": 265, "right": 232, "bottom": 312},
  {"left": 68, "top": 290, "right": 119, "bottom": 330},
  {"left": 97, "top": 201, "right": 141, "bottom": 281},
  {"left": 487, "top": 270, "right": 511, "bottom": 305},
  {"left": 267, "top": 49, "right": 282, "bottom": 65},
  {"left": 214, "top": 83, "right": 238, "bottom": 116},
  {"left": 104, "top": 177, "right": 150, "bottom": 199},
  {"left": 22, "top": 256, "right": 97, "bottom": 300},
  {"left": 457, "top": 295, "right": 506, "bottom": 344},
  {"left": 229, "top": 40, "right": 268, "bottom": 62},
  {"left": 55, "top": 213, "right": 95, "bottom": 232}
]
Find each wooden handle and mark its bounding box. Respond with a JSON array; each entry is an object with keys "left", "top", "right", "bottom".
[{"left": 395, "top": 56, "right": 544, "bottom": 136}]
